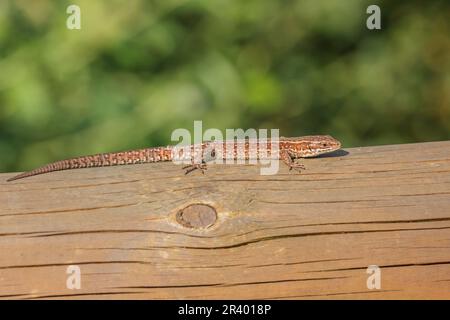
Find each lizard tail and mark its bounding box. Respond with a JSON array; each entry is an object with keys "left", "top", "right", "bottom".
[
  {"left": 7, "top": 162, "right": 67, "bottom": 182},
  {"left": 7, "top": 147, "right": 172, "bottom": 182}
]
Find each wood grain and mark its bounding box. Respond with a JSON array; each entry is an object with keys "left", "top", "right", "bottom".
[{"left": 1, "top": 141, "right": 450, "bottom": 299}]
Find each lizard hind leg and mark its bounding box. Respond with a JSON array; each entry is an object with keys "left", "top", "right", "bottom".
[
  {"left": 182, "top": 143, "right": 216, "bottom": 175},
  {"left": 182, "top": 163, "right": 208, "bottom": 175}
]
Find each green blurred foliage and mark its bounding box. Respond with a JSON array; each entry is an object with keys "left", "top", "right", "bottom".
[{"left": 0, "top": 0, "right": 449, "bottom": 172}]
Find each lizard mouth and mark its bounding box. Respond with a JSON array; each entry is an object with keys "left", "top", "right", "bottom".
[{"left": 303, "top": 139, "right": 341, "bottom": 158}]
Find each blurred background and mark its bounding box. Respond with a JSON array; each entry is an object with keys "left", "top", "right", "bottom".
[{"left": 0, "top": 0, "right": 449, "bottom": 173}]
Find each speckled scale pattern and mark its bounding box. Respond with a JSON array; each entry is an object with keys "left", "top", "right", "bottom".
[{"left": 7, "top": 136, "right": 341, "bottom": 181}]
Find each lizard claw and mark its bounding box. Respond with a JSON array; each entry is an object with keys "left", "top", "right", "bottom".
[
  {"left": 183, "top": 163, "right": 208, "bottom": 175},
  {"left": 288, "top": 163, "right": 305, "bottom": 172}
]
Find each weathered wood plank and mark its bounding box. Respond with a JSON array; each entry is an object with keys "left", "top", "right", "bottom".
[{"left": 1, "top": 141, "right": 450, "bottom": 299}]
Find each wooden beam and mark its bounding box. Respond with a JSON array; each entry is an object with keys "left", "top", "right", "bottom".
[{"left": 1, "top": 141, "right": 450, "bottom": 299}]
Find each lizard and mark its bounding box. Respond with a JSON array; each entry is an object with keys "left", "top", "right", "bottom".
[{"left": 6, "top": 135, "right": 341, "bottom": 181}]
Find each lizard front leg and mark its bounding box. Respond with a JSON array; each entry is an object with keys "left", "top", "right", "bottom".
[{"left": 280, "top": 149, "right": 305, "bottom": 172}]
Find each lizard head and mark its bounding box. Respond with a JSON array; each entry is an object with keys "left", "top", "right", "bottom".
[{"left": 287, "top": 135, "right": 341, "bottom": 158}]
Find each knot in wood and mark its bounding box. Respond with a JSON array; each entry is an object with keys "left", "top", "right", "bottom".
[{"left": 176, "top": 204, "right": 217, "bottom": 229}]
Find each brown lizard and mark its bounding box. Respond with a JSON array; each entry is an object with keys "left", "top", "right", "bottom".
[{"left": 6, "top": 135, "right": 341, "bottom": 181}]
